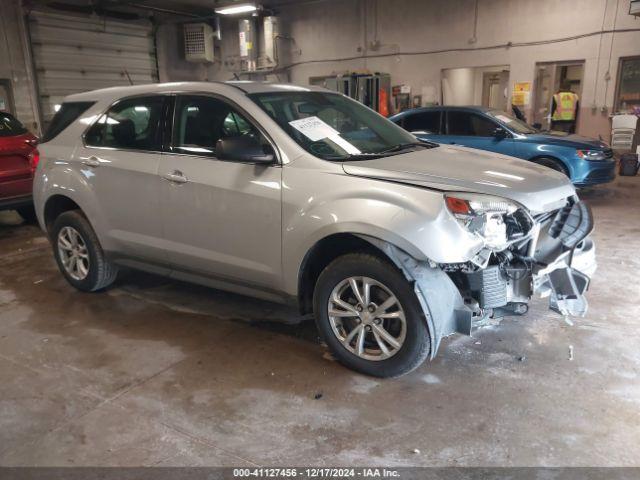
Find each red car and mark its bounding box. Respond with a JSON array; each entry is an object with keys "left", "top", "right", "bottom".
[{"left": 0, "top": 111, "right": 39, "bottom": 222}]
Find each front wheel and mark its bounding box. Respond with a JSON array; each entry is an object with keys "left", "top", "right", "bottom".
[{"left": 313, "top": 253, "right": 430, "bottom": 378}]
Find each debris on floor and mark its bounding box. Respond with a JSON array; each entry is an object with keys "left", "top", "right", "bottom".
[
  {"left": 314, "top": 392, "right": 323, "bottom": 400},
  {"left": 422, "top": 374, "right": 441, "bottom": 385},
  {"left": 569, "top": 345, "right": 574, "bottom": 361},
  {"left": 322, "top": 351, "right": 336, "bottom": 362}
]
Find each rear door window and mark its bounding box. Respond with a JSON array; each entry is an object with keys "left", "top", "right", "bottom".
[
  {"left": 85, "top": 96, "right": 165, "bottom": 151},
  {"left": 403, "top": 111, "right": 441, "bottom": 134},
  {"left": 0, "top": 112, "right": 28, "bottom": 137},
  {"left": 447, "top": 111, "right": 497, "bottom": 136},
  {"left": 41, "top": 102, "right": 94, "bottom": 143}
]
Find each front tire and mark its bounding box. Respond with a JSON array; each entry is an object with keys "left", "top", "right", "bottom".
[
  {"left": 313, "top": 253, "right": 430, "bottom": 378},
  {"left": 51, "top": 210, "right": 118, "bottom": 292}
]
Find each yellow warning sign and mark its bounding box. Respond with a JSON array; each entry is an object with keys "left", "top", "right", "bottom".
[{"left": 512, "top": 82, "right": 531, "bottom": 106}]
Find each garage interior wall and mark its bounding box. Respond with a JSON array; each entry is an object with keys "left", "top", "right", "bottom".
[
  {"left": 156, "top": 0, "right": 640, "bottom": 140},
  {"left": 27, "top": 9, "right": 159, "bottom": 129},
  {"left": 0, "top": 0, "right": 41, "bottom": 134}
]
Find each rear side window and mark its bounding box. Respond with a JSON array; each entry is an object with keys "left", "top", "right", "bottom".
[
  {"left": 41, "top": 102, "right": 94, "bottom": 143},
  {"left": 403, "top": 111, "right": 441, "bottom": 134},
  {"left": 447, "top": 111, "right": 496, "bottom": 136},
  {"left": 0, "top": 112, "right": 28, "bottom": 137},
  {"left": 85, "top": 96, "right": 165, "bottom": 151}
]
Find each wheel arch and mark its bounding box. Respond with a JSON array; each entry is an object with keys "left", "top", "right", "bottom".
[
  {"left": 529, "top": 154, "right": 572, "bottom": 177},
  {"left": 297, "top": 233, "right": 404, "bottom": 315},
  {"left": 296, "top": 231, "right": 425, "bottom": 316},
  {"left": 43, "top": 194, "right": 84, "bottom": 233}
]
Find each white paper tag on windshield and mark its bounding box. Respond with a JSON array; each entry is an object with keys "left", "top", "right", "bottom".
[
  {"left": 289, "top": 116, "right": 361, "bottom": 154},
  {"left": 289, "top": 116, "right": 339, "bottom": 141}
]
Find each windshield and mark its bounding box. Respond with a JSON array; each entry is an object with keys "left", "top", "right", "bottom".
[
  {"left": 486, "top": 110, "right": 537, "bottom": 134},
  {"left": 248, "top": 91, "right": 433, "bottom": 160}
]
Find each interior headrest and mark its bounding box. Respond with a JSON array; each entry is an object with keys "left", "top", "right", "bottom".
[{"left": 112, "top": 119, "right": 136, "bottom": 147}]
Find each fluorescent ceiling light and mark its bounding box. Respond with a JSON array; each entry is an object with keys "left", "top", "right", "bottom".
[{"left": 215, "top": 3, "right": 258, "bottom": 15}]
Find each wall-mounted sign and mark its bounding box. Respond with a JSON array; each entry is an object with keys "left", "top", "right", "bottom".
[
  {"left": 392, "top": 84, "right": 411, "bottom": 96},
  {"left": 512, "top": 81, "right": 531, "bottom": 106}
]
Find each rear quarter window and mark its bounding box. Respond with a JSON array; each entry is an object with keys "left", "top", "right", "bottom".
[
  {"left": 41, "top": 101, "right": 95, "bottom": 143},
  {"left": 0, "top": 112, "right": 27, "bottom": 137}
]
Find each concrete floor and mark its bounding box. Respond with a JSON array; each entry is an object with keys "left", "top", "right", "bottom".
[{"left": 0, "top": 177, "right": 639, "bottom": 467}]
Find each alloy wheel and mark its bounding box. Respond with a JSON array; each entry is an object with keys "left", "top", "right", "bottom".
[
  {"left": 57, "top": 226, "right": 90, "bottom": 281},
  {"left": 327, "top": 276, "right": 407, "bottom": 361}
]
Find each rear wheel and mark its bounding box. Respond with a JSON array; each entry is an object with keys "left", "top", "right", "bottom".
[
  {"left": 51, "top": 211, "right": 118, "bottom": 292},
  {"left": 534, "top": 157, "right": 569, "bottom": 177},
  {"left": 313, "top": 253, "right": 430, "bottom": 377}
]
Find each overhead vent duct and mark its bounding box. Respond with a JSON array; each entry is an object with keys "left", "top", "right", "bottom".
[
  {"left": 262, "top": 16, "right": 279, "bottom": 69},
  {"left": 184, "top": 23, "right": 215, "bottom": 62},
  {"left": 239, "top": 18, "right": 257, "bottom": 72}
]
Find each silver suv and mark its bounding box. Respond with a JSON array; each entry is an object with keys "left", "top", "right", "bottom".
[{"left": 34, "top": 82, "right": 596, "bottom": 377}]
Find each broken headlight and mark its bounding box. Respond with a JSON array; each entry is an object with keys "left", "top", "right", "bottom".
[{"left": 445, "top": 193, "right": 532, "bottom": 250}]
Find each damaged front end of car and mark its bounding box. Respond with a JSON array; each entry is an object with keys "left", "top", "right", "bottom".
[
  {"left": 362, "top": 193, "right": 596, "bottom": 358},
  {"left": 444, "top": 191, "right": 596, "bottom": 319}
]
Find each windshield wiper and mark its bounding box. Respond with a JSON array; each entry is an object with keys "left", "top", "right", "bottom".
[
  {"left": 376, "top": 141, "right": 437, "bottom": 155},
  {"left": 323, "top": 141, "right": 437, "bottom": 162},
  {"left": 324, "top": 152, "right": 386, "bottom": 161}
]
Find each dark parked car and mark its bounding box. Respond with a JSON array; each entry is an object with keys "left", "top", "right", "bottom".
[
  {"left": 390, "top": 106, "right": 616, "bottom": 187},
  {"left": 0, "top": 111, "right": 39, "bottom": 221}
]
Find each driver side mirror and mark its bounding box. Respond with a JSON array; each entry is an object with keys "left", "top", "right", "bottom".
[
  {"left": 493, "top": 126, "right": 508, "bottom": 139},
  {"left": 215, "top": 137, "right": 276, "bottom": 164}
]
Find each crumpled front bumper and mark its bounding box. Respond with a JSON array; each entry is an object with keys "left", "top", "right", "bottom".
[
  {"left": 534, "top": 237, "right": 596, "bottom": 317},
  {"left": 533, "top": 200, "right": 597, "bottom": 317}
]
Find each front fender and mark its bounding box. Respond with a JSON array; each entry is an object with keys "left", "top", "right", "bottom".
[{"left": 281, "top": 166, "right": 484, "bottom": 296}]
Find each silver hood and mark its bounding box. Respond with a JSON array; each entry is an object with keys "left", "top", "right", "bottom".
[{"left": 341, "top": 144, "right": 576, "bottom": 213}]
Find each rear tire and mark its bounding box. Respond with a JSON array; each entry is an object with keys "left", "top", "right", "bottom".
[
  {"left": 16, "top": 206, "right": 37, "bottom": 223},
  {"left": 51, "top": 210, "right": 118, "bottom": 292},
  {"left": 534, "top": 157, "right": 569, "bottom": 177},
  {"left": 313, "top": 253, "right": 430, "bottom": 378}
]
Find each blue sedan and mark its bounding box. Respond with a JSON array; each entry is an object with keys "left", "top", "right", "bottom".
[{"left": 389, "top": 106, "right": 616, "bottom": 186}]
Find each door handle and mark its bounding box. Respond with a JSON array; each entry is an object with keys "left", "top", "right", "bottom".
[
  {"left": 163, "top": 170, "right": 188, "bottom": 184},
  {"left": 81, "top": 156, "right": 101, "bottom": 167}
]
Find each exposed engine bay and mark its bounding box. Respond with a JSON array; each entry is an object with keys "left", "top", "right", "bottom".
[
  {"left": 360, "top": 195, "right": 597, "bottom": 358},
  {"left": 445, "top": 196, "right": 595, "bottom": 325}
]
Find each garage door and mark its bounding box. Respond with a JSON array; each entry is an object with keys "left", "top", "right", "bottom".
[{"left": 28, "top": 10, "right": 158, "bottom": 127}]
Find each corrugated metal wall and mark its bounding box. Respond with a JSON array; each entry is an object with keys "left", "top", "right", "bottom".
[
  {"left": 0, "top": 0, "right": 41, "bottom": 133},
  {"left": 28, "top": 10, "right": 158, "bottom": 125}
]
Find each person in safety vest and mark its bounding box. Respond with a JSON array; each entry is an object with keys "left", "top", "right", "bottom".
[{"left": 550, "top": 82, "right": 579, "bottom": 133}]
